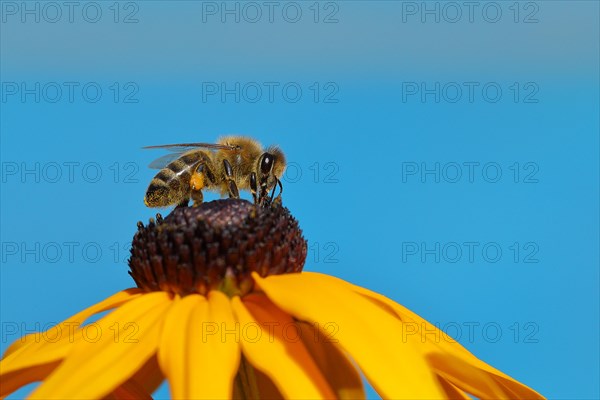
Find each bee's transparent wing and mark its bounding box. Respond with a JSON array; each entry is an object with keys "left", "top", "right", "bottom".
[
  {"left": 143, "top": 142, "right": 240, "bottom": 169},
  {"left": 147, "top": 153, "right": 185, "bottom": 169},
  {"left": 143, "top": 143, "right": 240, "bottom": 152}
]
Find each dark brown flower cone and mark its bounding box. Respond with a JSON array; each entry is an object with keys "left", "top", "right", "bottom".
[{"left": 128, "top": 199, "right": 307, "bottom": 296}]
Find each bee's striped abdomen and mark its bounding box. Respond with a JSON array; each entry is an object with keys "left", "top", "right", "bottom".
[{"left": 144, "top": 151, "right": 205, "bottom": 207}]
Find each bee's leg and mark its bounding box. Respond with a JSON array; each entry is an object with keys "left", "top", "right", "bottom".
[
  {"left": 250, "top": 172, "right": 258, "bottom": 204},
  {"left": 189, "top": 158, "right": 217, "bottom": 207},
  {"left": 223, "top": 159, "right": 240, "bottom": 199},
  {"left": 190, "top": 188, "right": 203, "bottom": 206},
  {"left": 257, "top": 179, "right": 269, "bottom": 206},
  {"left": 176, "top": 198, "right": 190, "bottom": 208},
  {"left": 258, "top": 189, "right": 269, "bottom": 206},
  {"left": 269, "top": 177, "right": 283, "bottom": 204},
  {"left": 189, "top": 169, "right": 205, "bottom": 207},
  {"left": 258, "top": 179, "right": 280, "bottom": 207}
]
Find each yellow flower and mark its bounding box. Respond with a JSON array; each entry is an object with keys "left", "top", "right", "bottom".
[{"left": 0, "top": 200, "right": 544, "bottom": 399}]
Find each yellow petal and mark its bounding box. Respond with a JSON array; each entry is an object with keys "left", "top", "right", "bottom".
[
  {"left": 158, "top": 291, "right": 240, "bottom": 399},
  {"left": 1, "top": 290, "right": 143, "bottom": 378},
  {"left": 203, "top": 291, "right": 241, "bottom": 398},
  {"left": 29, "top": 291, "right": 171, "bottom": 400},
  {"left": 105, "top": 379, "right": 153, "bottom": 400},
  {"left": 352, "top": 281, "right": 545, "bottom": 399},
  {"left": 296, "top": 321, "right": 365, "bottom": 400},
  {"left": 1, "top": 331, "right": 81, "bottom": 377},
  {"left": 157, "top": 294, "right": 200, "bottom": 397},
  {"left": 436, "top": 376, "right": 471, "bottom": 400},
  {"left": 3, "top": 289, "right": 142, "bottom": 359},
  {"left": 254, "top": 368, "right": 284, "bottom": 399},
  {"left": 492, "top": 374, "right": 546, "bottom": 400},
  {"left": 0, "top": 361, "right": 59, "bottom": 398},
  {"left": 232, "top": 293, "right": 336, "bottom": 399},
  {"left": 428, "top": 353, "right": 509, "bottom": 399},
  {"left": 127, "top": 355, "right": 164, "bottom": 395},
  {"left": 253, "top": 272, "right": 445, "bottom": 399},
  {"left": 353, "top": 281, "right": 508, "bottom": 372}
]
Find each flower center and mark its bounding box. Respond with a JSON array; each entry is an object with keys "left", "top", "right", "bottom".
[{"left": 128, "top": 199, "right": 307, "bottom": 296}]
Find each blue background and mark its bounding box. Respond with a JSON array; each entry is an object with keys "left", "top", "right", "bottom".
[{"left": 1, "top": 1, "right": 598, "bottom": 399}]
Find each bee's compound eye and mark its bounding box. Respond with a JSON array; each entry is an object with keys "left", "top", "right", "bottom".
[{"left": 260, "top": 153, "right": 274, "bottom": 175}]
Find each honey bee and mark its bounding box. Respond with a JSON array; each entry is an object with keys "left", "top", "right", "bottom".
[{"left": 143, "top": 136, "right": 286, "bottom": 208}]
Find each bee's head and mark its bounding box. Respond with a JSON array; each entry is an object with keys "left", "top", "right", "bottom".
[
  {"left": 254, "top": 146, "right": 286, "bottom": 205},
  {"left": 258, "top": 147, "right": 286, "bottom": 182}
]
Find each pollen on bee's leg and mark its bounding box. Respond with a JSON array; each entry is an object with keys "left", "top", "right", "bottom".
[
  {"left": 190, "top": 173, "right": 204, "bottom": 190},
  {"left": 128, "top": 199, "right": 307, "bottom": 297}
]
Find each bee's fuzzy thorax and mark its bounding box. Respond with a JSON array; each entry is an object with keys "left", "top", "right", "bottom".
[{"left": 128, "top": 199, "right": 307, "bottom": 296}]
